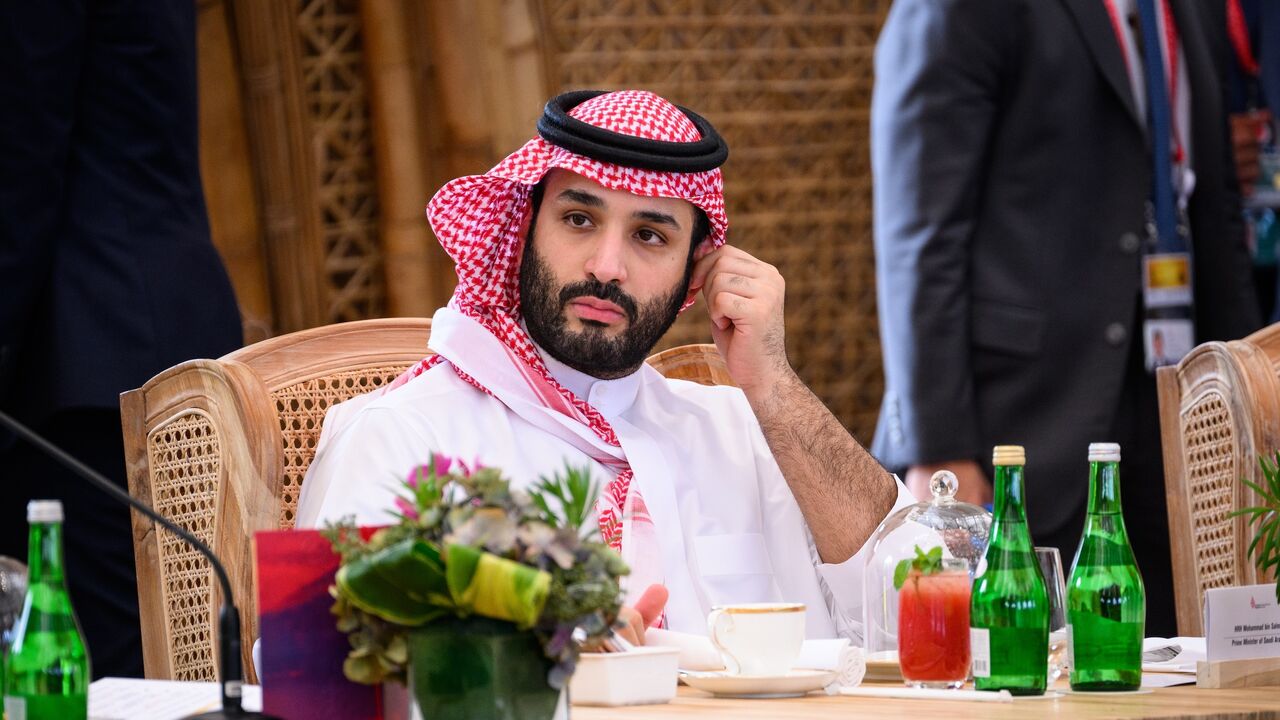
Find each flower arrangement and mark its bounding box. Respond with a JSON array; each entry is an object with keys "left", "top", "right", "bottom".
[
  {"left": 1233, "top": 452, "right": 1280, "bottom": 602},
  {"left": 322, "top": 454, "right": 628, "bottom": 690}
]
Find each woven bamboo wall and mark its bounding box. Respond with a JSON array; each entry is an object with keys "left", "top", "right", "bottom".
[
  {"left": 536, "top": 0, "right": 891, "bottom": 437},
  {"left": 198, "top": 0, "right": 890, "bottom": 435}
]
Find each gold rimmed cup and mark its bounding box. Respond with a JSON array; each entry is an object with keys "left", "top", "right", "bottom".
[{"left": 707, "top": 603, "right": 806, "bottom": 676}]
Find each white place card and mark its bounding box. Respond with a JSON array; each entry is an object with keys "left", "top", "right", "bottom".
[{"left": 1204, "top": 584, "right": 1280, "bottom": 662}]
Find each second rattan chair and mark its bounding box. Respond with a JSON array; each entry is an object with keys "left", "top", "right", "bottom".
[{"left": 1157, "top": 324, "right": 1280, "bottom": 636}]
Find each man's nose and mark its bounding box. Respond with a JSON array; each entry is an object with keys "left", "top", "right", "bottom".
[{"left": 583, "top": 230, "right": 628, "bottom": 285}]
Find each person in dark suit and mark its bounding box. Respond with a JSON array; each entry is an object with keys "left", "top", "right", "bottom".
[
  {"left": 871, "top": 0, "right": 1261, "bottom": 636},
  {"left": 0, "top": 2, "right": 243, "bottom": 676}
]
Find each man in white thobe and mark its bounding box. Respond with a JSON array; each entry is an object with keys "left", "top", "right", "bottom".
[{"left": 296, "top": 89, "right": 912, "bottom": 644}]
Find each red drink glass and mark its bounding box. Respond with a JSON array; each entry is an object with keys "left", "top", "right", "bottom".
[{"left": 897, "top": 560, "right": 971, "bottom": 689}]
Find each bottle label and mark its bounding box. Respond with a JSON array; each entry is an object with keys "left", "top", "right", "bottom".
[
  {"left": 1066, "top": 623, "right": 1075, "bottom": 670},
  {"left": 970, "top": 627, "right": 991, "bottom": 678},
  {"left": 4, "top": 695, "right": 27, "bottom": 720}
]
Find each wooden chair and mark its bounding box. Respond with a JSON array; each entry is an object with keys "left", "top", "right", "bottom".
[
  {"left": 1157, "top": 325, "right": 1280, "bottom": 636},
  {"left": 645, "top": 343, "right": 736, "bottom": 387},
  {"left": 121, "top": 320, "right": 729, "bottom": 682}
]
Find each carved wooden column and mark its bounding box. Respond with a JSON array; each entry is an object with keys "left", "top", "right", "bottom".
[
  {"left": 359, "top": 0, "right": 442, "bottom": 317},
  {"left": 423, "top": 0, "right": 547, "bottom": 178},
  {"left": 229, "top": 0, "right": 327, "bottom": 333},
  {"left": 195, "top": 0, "right": 274, "bottom": 344}
]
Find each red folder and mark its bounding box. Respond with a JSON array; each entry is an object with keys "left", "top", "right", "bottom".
[{"left": 254, "top": 528, "right": 383, "bottom": 720}]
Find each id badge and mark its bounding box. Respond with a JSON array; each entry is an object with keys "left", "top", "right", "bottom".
[
  {"left": 1143, "top": 252, "right": 1193, "bottom": 309},
  {"left": 1144, "top": 318, "right": 1194, "bottom": 371}
]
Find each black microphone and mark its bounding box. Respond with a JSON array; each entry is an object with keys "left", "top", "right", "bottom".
[{"left": 0, "top": 409, "right": 280, "bottom": 719}]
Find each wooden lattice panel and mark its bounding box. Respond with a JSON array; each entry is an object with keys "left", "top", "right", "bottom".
[
  {"left": 537, "top": 0, "right": 891, "bottom": 436},
  {"left": 146, "top": 411, "right": 222, "bottom": 682},
  {"left": 1182, "top": 391, "right": 1240, "bottom": 593},
  {"left": 273, "top": 365, "right": 410, "bottom": 528},
  {"left": 297, "top": 0, "right": 386, "bottom": 323}
]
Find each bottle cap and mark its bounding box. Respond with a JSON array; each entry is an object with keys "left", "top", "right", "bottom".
[
  {"left": 992, "top": 445, "right": 1026, "bottom": 466},
  {"left": 27, "top": 500, "right": 64, "bottom": 524},
  {"left": 1088, "top": 443, "right": 1121, "bottom": 463}
]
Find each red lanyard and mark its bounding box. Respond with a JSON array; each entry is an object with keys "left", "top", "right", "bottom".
[
  {"left": 1226, "top": 0, "right": 1260, "bottom": 76},
  {"left": 1101, "top": 0, "right": 1185, "bottom": 163}
]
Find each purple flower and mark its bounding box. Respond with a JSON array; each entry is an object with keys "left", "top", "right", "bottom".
[
  {"left": 394, "top": 496, "right": 419, "bottom": 520},
  {"left": 454, "top": 456, "right": 484, "bottom": 477},
  {"left": 545, "top": 623, "right": 573, "bottom": 657},
  {"left": 433, "top": 454, "right": 454, "bottom": 477},
  {"left": 405, "top": 465, "right": 428, "bottom": 490}
]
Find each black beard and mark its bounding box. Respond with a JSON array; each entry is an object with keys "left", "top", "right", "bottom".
[{"left": 519, "top": 242, "right": 691, "bottom": 380}]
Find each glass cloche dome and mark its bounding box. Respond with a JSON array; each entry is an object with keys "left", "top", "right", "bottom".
[{"left": 862, "top": 471, "right": 991, "bottom": 660}]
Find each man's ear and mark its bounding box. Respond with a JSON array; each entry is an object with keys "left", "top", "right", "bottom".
[{"left": 683, "top": 239, "right": 715, "bottom": 307}]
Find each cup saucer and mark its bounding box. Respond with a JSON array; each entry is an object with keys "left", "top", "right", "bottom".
[{"left": 678, "top": 668, "right": 837, "bottom": 698}]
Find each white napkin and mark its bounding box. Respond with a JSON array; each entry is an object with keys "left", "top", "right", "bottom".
[{"left": 646, "top": 628, "right": 866, "bottom": 688}]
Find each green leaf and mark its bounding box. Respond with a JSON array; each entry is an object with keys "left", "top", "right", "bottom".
[
  {"left": 895, "top": 545, "right": 947, "bottom": 590},
  {"left": 528, "top": 463, "right": 600, "bottom": 540},
  {"left": 893, "top": 558, "right": 911, "bottom": 590},
  {"left": 1239, "top": 454, "right": 1280, "bottom": 589},
  {"left": 445, "top": 544, "right": 551, "bottom": 629},
  {"left": 336, "top": 539, "right": 449, "bottom": 626}
]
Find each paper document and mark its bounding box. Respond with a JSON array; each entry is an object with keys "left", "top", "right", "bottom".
[
  {"left": 1141, "top": 636, "right": 1205, "bottom": 674},
  {"left": 89, "top": 678, "right": 262, "bottom": 720}
]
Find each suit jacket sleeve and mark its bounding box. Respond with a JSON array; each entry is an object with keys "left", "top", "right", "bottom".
[{"left": 870, "top": 0, "right": 1015, "bottom": 468}]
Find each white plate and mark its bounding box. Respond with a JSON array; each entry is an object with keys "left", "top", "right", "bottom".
[{"left": 679, "top": 669, "right": 837, "bottom": 698}]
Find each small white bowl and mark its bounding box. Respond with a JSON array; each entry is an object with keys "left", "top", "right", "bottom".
[{"left": 569, "top": 646, "right": 681, "bottom": 706}]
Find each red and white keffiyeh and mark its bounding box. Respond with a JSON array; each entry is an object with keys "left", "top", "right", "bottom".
[{"left": 383, "top": 91, "right": 729, "bottom": 606}]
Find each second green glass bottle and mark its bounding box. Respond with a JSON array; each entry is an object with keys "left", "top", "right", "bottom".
[
  {"left": 1066, "top": 442, "right": 1145, "bottom": 691},
  {"left": 969, "top": 445, "right": 1049, "bottom": 695}
]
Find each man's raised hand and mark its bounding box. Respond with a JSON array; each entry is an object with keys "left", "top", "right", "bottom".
[{"left": 689, "top": 244, "right": 792, "bottom": 395}]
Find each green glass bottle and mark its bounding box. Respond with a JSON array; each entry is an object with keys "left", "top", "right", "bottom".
[
  {"left": 1067, "top": 443, "right": 1144, "bottom": 691},
  {"left": 969, "top": 445, "right": 1049, "bottom": 695},
  {"left": 3, "top": 501, "right": 90, "bottom": 720}
]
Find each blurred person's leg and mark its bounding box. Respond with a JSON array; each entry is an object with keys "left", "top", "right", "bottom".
[
  {"left": 1112, "top": 321, "right": 1178, "bottom": 639},
  {"left": 0, "top": 0, "right": 89, "bottom": 633},
  {"left": 1034, "top": 511, "right": 1086, "bottom": 589},
  {"left": 0, "top": 0, "right": 87, "bottom": 548},
  {"left": 1035, "top": 319, "right": 1177, "bottom": 638},
  {"left": 2, "top": 410, "right": 142, "bottom": 679},
  {"left": 0, "top": 1, "right": 85, "bottom": 358},
  {"left": 0, "top": 0, "right": 216, "bottom": 678}
]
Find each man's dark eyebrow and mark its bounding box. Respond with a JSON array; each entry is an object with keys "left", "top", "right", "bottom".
[
  {"left": 634, "top": 209, "right": 681, "bottom": 230},
  {"left": 556, "top": 188, "right": 605, "bottom": 208}
]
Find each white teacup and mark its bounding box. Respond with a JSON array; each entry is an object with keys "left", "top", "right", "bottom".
[{"left": 706, "top": 602, "right": 805, "bottom": 676}]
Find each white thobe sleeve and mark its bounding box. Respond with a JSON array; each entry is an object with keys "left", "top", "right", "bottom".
[{"left": 807, "top": 477, "right": 916, "bottom": 642}]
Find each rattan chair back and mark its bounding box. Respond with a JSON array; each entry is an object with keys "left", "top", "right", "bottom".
[
  {"left": 122, "top": 319, "right": 432, "bottom": 682},
  {"left": 1157, "top": 332, "right": 1280, "bottom": 636}
]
